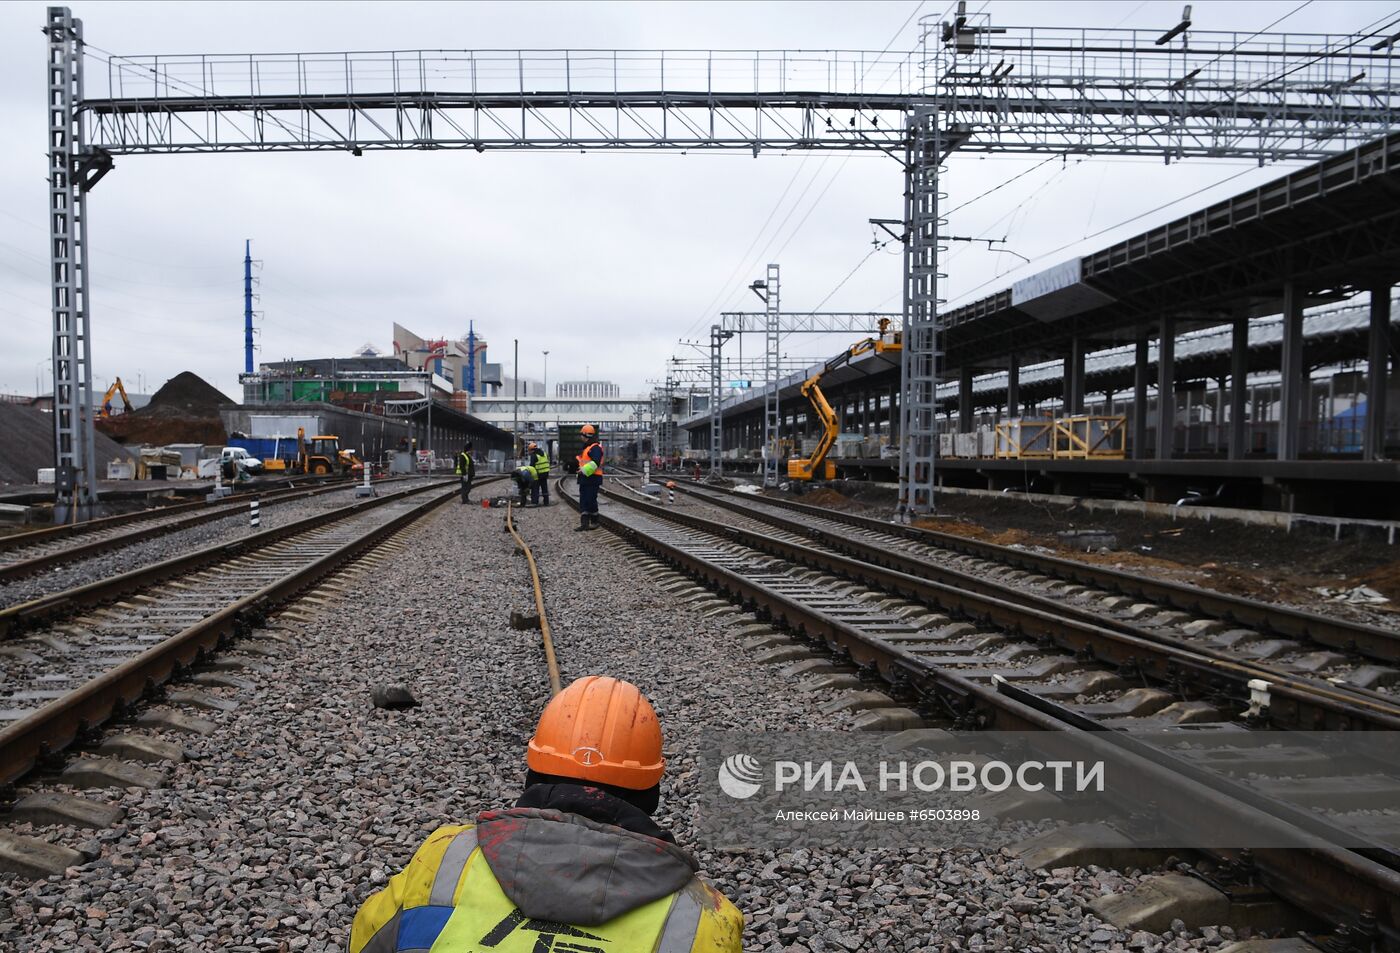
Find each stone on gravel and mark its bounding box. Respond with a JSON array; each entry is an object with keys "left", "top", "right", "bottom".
[{"left": 370, "top": 685, "right": 419, "bottom": 710}]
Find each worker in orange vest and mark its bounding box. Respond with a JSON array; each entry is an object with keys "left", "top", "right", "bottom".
[
  {"left": 575, "top": 423, "right": 604, "bottom": 531},
  {"left": 350, "top": 676, "right": 744, "bottom": 951}
]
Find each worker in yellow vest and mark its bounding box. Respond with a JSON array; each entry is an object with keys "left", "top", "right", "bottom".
[
  {"left": 527, "top": 441, "right": 550, "bottom": 506},
  {"left": 350, "top": 676, "right": 744, "bottom": 952},
  {"left": 575, "top": 424, "right": 604, "bottom": 531}
]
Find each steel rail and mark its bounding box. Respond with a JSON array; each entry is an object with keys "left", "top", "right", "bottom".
[
  {"left": 0, "top": 472, "right": 361, "bottom": 555},
  {"left": 676, "top": 481, "right": 1400, "bottom": 664},
  {"left": 0, "top": 483, "right": 461, "bottom": 791},
  {"left": 0, "top": 478, "right": 488, "bottom": 640},
  {"left": 660, "top": 484, "right": 1400, "bottom": 720},
  {"left": 0, "top": 476, "right": 406, "bottom": 582},
  {"left": 601, "top": 486, "right": 1399, "bottom": 731},
  {"left": 557, "top": 477, "right": 1400, "bottom": 944}
]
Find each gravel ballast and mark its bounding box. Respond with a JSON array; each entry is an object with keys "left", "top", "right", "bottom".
[{"left": 0, "top": 487, "right": 1231, "bottom": 951}]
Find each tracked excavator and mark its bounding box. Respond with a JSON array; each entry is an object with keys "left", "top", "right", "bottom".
[
  {"left": 787, "top": 320, "right": 902, "bottom": 481},
  {"left": 99, "top": 377, "right": 133, "bottom": 417}
]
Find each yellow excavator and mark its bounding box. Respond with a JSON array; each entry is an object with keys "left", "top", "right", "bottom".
[
  {"left": 99, "top": 377, "right": 133, "bottom": 417},
  {"left": 787, "top": 320, "right": 902, "bottom": 481}
]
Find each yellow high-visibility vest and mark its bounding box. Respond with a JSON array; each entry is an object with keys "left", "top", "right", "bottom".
[{"left": 351, "top": 825, "right": 742, "bottom": 953}]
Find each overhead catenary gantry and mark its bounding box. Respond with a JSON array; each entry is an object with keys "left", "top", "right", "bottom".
[
  {"left": 43, "top": 4, "right": 1400, "bottom": 520},
  {"left": 699, "top": 309, "right": 902, "bottom": 477}
]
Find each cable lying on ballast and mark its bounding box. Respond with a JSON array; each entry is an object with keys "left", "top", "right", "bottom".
[{"left": 504, "top": 501, "right": 563, "bottom": 697}]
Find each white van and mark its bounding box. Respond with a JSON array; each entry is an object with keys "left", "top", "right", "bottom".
[{"left": 220, "top": 447, "right": 264, "bottom": 474}]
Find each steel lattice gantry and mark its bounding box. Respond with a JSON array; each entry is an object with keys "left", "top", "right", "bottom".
[
  {"left": 46, "top": 5, "right": 1400, "bottom": 519},
  {"left": 703, "top": 310, "right": 901, "bottom": 476}
]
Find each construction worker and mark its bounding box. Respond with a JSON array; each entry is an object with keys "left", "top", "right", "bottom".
[
  {"left": 512, "top": 463, "right": 537, "bottom": 506},
  {"left": 527, "top": 441, "right": 550, "bottom": 507},
  {"left": 454, "top": 443, "right": 475, "bottom": 504},
  {"left": 575, "top": 424, "right": 603, "bottom": 531},
  {"left": 349, "top": 676, "right": 744, "bottom": 952}
]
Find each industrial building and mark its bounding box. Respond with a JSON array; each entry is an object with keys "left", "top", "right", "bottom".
[{"left": 233, "top": 355, "right": 511, "bottom": 463}]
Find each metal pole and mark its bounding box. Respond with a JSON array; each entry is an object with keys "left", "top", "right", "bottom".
[
  {"left": 47, "top": 7, "right": 99, "bottom": 524},
  {"left": 542, "top": 349, "right": 549, "bottom": 398},
  {"left": 513, "top": 338, "right": 520, "bottom": 458},
  {"left": 244, "top": 239, "right": 255, "bottom": 374}
]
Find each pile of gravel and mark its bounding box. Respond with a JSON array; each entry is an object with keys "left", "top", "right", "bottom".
[
  {"left": 0, "top": 404, "right": 132, "bottom": 486},
  {"left": 0, "top": 492, "right": 1228, "bottom": 951}
]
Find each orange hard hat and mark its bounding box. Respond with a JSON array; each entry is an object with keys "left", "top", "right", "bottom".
[
  {"left": 526, "top": 676, "right": 664, "bottom": 790},
  {"left": 580, "top": 424, "right": 597, "bottom": 437}
]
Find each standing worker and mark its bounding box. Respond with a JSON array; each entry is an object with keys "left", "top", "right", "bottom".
[
  {"left": 350, "top": 676, "right": 743, "bottom": 952},
  {"left": 575, "top": 423, "right": 603, "bottom": 532},
  {"left": 454, "top": 443, "right": 476, "bottom": 504},
  {"left": 527, "top": 441, "right": 551, "bottom": 507}
]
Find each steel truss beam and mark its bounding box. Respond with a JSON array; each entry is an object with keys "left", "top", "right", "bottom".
[{"left": 717, "top": 311, "right": 900, "bottom": 334}]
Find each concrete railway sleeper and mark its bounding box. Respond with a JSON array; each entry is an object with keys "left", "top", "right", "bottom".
[
  {"left": 665, "top": 481, "right": 1400, "bottom": 703},
  {"left": 0, "top": 479, "right": 458, "bottom": 640},
  {"left": 559, "top": 475, "right": 1400, "bottom": 947},
  {"left": 607, "top": 482, "right": 1400, "bottom": 732},
  {"left": 0, "top": 478, "right": 504, "bottom": 797},
  {"left": 0, "top": 470, "right": 365, "bottom": 556},
  {"left": 0, "top": 474, "right": 418, "bottom": 583},
  {"left": 673, "top": 480, "right": 1400, "bottom": 669}
]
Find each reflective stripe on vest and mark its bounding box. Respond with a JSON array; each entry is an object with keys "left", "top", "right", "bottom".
[
  {"left": 429, "top": 854, "right": 703, "bottom": 953},
  {"left": 577, "top": 442, "right": 604, "bottom": 476},
  {"left": 428, "top": 827, "right": 478, "bottom": 906},
  {"left": 656, "top": 888, "right": 705, "bottom": 953}
]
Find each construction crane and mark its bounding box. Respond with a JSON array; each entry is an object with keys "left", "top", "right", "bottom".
[
  {"left": 98, "top": 377, "right": 132, "bottom": 417},
  {"left": 788, "top": 320, "right": 902, "bottom": 481}
]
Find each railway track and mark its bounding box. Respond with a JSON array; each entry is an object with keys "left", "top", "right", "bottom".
[
  {"left": 0, "top": 477, "right": 493, "bottom": 795},
  {"left": 677, "top": 480, "right": 1400, "bottom": 668},
  {"left": 562, "top": 475, "right": 1400, "bottom": 946},
  {"left": 0, "top": 474, "right": 411, "bottom": 584}
]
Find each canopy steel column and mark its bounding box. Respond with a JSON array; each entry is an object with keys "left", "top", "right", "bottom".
[
  {"left": 1279, "top": 282, "right": 1305, "bottom": 461},
  {"left": 1006, "top": 354, "right": 1020, "bottom": 419},
  {"left": 958, "top": 366, "right": 974, "bottom": 431},
  {"left": 1229, "top": 314, "right": 1250, "bottom": 460},
  {"left": 1132, "top": 333, "right": 1150, "bottom": 459},
  {"left": 1367, "top": 285, "right": 1394, "bottom": 460},
  {"left": 1156, "top": 317, "right": 1176, "bottom": 460},
  {"left": 898, "top": 105, "right": 943, "bottom": 520},
  {"left": 1065, "top": 336, "right": 1086, "bottom": 415},
  {"left": 45, "top": 7, "right": 99, "bottom": 524}
]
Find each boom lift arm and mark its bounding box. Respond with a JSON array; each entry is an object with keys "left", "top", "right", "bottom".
[{"left": 787, "top": 321, "right": 902, "bottom": 481}]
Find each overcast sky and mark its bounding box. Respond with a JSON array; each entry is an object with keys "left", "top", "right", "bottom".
[{"left": 1, "top": 0, "right": 1393, "bottom": 402}]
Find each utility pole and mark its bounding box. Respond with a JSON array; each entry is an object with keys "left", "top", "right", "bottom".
[{"left": 542, "top": 349, "right": 550, "bottom": 398}]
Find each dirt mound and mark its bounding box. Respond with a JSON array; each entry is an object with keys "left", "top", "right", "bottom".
[
  {"left": 143, "top": 372, "right": 233, "bottom": 418},
  {"left": 98, "top": 372, "right": 231, "bottom": 446},
  {"left": 0, "top": 403, "right": 133, "bottom": 485}
]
